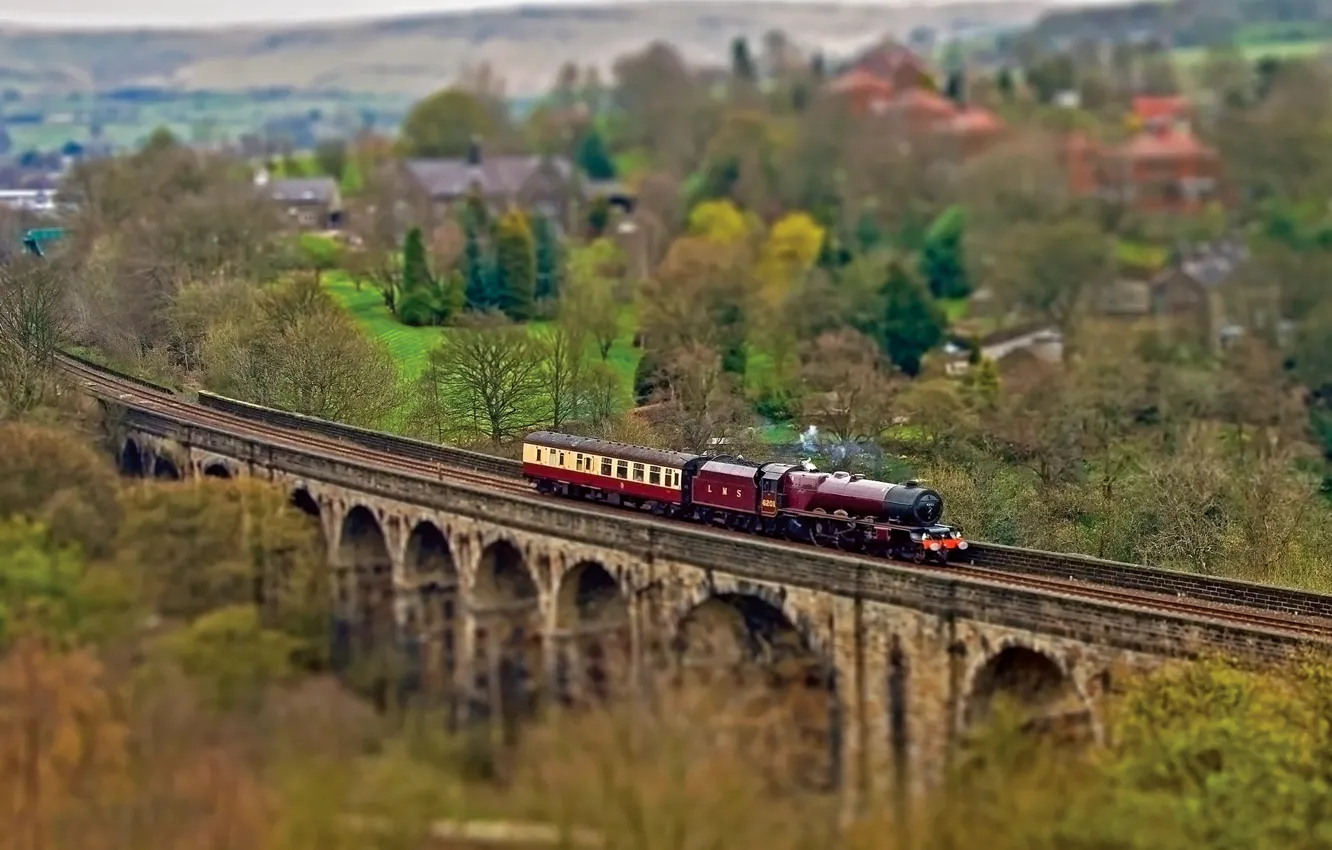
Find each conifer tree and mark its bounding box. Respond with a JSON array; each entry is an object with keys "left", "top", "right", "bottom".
[
  {"left": 866, "top": 257, "right": 947, "bottom": 376},
  {"left": 532, "top": 214, "right": 563, "bottom": 302},
  {"left": 494, "top": 208, "right": 537, "bottom": 321},
  {"left": 398, "top": 227, "right": 436, "bottom": 325},
  {"left": 462, "top": 221, "right": 494, "bottom": 312}
]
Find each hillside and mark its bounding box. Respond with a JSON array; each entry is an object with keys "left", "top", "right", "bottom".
[{"left": 0, "top": 1, "right": 1051, "bottom": 97}]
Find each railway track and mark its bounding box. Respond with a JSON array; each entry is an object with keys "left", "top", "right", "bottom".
[{"left": 60, "top": 355, "right": 1332, "bottom": 641}]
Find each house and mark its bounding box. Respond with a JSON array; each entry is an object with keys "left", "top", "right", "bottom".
[
  {"left": 847, "top": 38, "right": 938, "bottom": 92},
  {"left": 827, "top": 41, "right": 1004, "bottom": 156},
  {"left": 402, "top": 139, "right": 597, "bottom": 233},
  {"left": 1064, "top": 125, "right": 1224, "bottom": 215},
  {"left": 1131, "top": 95, "right": 1191, "bottom": 129},
  {"left": 1149, "top": 238, "right": 1279, "bottom": 352},
  {"left": 265, "top": 175, "right": 343, "bottom": 231}
]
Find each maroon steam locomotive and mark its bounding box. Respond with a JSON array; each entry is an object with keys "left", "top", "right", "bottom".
[{"left": 521, "top": 431, "right": 967, "bottom": 564}]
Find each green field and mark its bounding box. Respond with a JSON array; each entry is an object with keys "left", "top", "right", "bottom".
[{"left": 323, "top": 271, "right": 643, "bottom": 409}]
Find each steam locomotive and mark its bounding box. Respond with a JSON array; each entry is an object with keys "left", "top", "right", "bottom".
[{"left": 521, "top": 431, "right": 967, "bottom": 564}]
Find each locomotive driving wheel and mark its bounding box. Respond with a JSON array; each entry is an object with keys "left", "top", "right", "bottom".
[{"left": 912, "top": 546, "right": 927, "bottom": 564}]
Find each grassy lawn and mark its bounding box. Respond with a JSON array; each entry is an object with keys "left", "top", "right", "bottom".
[
  {"left": 1174, "top": 38, "right": 1329, "bottom": 67},
  {"left": 323, "top": 270, "right": 643, "bottom": 410},
  {"left": 324, "top": 271, "right": 441, "bottom": 380}
]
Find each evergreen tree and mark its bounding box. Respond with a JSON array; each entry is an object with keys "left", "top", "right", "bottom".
[
  {"left": 731, "top": 36, "right": 757, "bottom": 83},
  {"left": 867, "top": 258, "right": 947, "bottom": 377},
  {"left": 996, "top": 66, "right": 1015, "bottom": 100},
  {"left": 532, "top": 215, "right": 563, "bottom": 302},
  {"left": 854, "top": 210, "right": 884, "bottom": 254},
  {"left": 398, "top": 227, "right": 436, "bottom": 326},
  {"left": 586, "top": 195, "right": 611, "bottom": 238},
  {"left": 919, "top": 206, "right": 970, "bottom": 299},
  {"left": 944, "top": 69, "right": 966, "bottom": 104},
  {"left": 462, "top": 222, "right": 494, "bottom": 312},
  {"left": 575, "top": 129, "right": 616, "bottom": 181},
  {"left": 494, "top": 208, "right": 537, "bottom": 321}
]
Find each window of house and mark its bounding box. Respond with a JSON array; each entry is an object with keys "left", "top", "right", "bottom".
[
  {"left": 632, "top": 463, "right": 644, "bottom": 482},
  {"left": 616, "top": 460, "right": 628, "bottom": 479},
  {"left": 649, "top": 467, "right": 661, "bottom": 486},
  {"left": 601, "top": 458, "right": 612, "bottom": 476}
]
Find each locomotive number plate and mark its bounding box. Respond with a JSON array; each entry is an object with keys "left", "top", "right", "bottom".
[{"left": 761, "top": 495, "right": 778, "bottom": 514}]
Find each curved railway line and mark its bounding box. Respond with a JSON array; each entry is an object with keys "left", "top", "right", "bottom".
[{"left": 58, "top": 353, "right": 1332, "bottom": 643}]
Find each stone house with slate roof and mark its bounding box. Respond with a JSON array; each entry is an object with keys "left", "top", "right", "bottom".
[
  {"left": 1149, "top": 238, "right": 1281, "bottom": 352},
  {"left": 401, "top": 139, "right": 629, "bottom": 234},
  {"left": 266, "top": 176, "right": 342, "bottom": 231}
]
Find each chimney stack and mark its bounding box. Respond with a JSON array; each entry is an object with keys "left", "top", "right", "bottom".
[{"left": 466, "top": 135, "right": 482, "bottom": 166}]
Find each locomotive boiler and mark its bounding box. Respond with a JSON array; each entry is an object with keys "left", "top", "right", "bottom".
[{"left": 781, "top": 469, "right": 944, "bottom": 526}]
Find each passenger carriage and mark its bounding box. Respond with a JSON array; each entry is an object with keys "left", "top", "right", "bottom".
[{"left": 521, "top": 431, "right": 695, "bottom": 510}]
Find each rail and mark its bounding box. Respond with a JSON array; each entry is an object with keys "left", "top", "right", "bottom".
[
  {"left": 57, "top": 351, "right": 176, "bottom": 395},
  {"left": 187, "top": 376, "right": 1332, "bottom": 622}
]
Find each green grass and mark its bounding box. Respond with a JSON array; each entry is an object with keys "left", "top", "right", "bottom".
[
  {"left": 323, "top": 269, "right": 643, "bottom": 411},
  {"left": 323, "top": 271, "right": 441, "bottom": 380},
  {"left": 1174, "top": 38, "right": 1329, "bottom": 67}
]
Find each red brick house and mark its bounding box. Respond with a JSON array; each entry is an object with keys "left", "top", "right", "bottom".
[
  {"left": 826, "top": 40, "right": 1005, "bottom": 156},
  {"left": 1063, "top": 123, "right": 1224, "bottom": 215}
]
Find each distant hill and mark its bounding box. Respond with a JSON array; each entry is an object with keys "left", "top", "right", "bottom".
[{"left": 0, "top": 1, "right": 1051, "bottom": 98}]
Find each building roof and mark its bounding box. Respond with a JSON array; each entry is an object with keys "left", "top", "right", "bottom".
[
  {"left": 405, "top": 155, "right": 574, "bottom": 199},
  {"left": 1156, "top": 238, "right": 1249, "bottom": 289},
  {"left": 884, "top": 88, "right": 958, "bottom": 119},
  {"left": 1112, "top": 127, "right": 1215, "bottom": 160},
  {"left": 945, "top": 106, "right": 1003, "bottom": 135},
  {"left": 269, "top": 177, "right": 338, "bottom": 204},
  {"left": 1132, "top": 95, "right": 1190, "bottom": 123},
  {"left": 828, "top": 68, "right": 896, "bottom": 96},
  {"left": 524, "top": 431, "right": 699, "bottom": 469},
  {"left": 852, "top": 38, "right": 934, "bottom": 82}
]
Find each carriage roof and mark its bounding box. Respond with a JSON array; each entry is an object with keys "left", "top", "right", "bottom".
[{"left": 524, "top": 431, "right": 700, "bottom": 469}]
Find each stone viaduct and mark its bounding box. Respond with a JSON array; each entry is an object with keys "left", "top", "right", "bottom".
[{"left": 102, "top": 393, "right": 1320, "bottom": 813}]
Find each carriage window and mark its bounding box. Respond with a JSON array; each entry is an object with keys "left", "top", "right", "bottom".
[
  {"left": 535, "top": 448, "right": 543, "bottom": 462},
  {"left": 559, "top": 452, "right": 566, "bottom": 467},
  {"left": 649, "top": 466, "right": 661, "bottom": 485},
  {"left": 601, "top": 458, "right": 612, "bottom": 476},
  {"left": 632, "top": 463, "right": 644, "bottom": 482},
  {"left": 616, "top": 460, "right": 628, "bottom": 479},
  {"left": 673, "top": 471, "right": 680, "bottom": 487},
  {"left": 576, "top": 453, "right": 583, "bottom": 470}
]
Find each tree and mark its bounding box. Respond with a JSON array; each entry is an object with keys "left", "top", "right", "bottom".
[
  {"left": 0, "top": 255, "right": 69, "bottom": 416},
  {"left": 398, "top": 226, "right": 436, "bottom": 326},
  {"left": 411, "top": 314, "right": 546, "bottom": 444},
  {"left": 399, "top": 87, "right": 509, "bottom": 158},
  {"left": 562, "top": 238, "right": 624, "bottom": 361},
  {"left": 115, "top": 478, "right": 329, "bottom": 655},
  {"left": 575, "top": 129, "right": 617, "bottom": 181},
  {"left": 687, "top": 198, "right": 752, "bottom": 245},
  {"left": 494, "top": 208, "right": 537, "bottom": 321},
  {"left": 586, "top": 195, "right": 611, "bottom": 238},
  {"left": 641, "top": 236, "right": 750, "bottom": 376},
  {"left": 157, "top": 604, "right": 301, "bottom": 712},
  {"left": 532, "top": 214, "right": 563, "bottom": 302},
  {"left": 920, "top": 205, "right": 969, "bottom": 299},
  {"left": 798, "top": 329, "right": 901, "bottom": 445},
  {"left": 755, "top": 211, "right": 824, "bottom": 308},
  {"left": 0, "top": 640, "right": 128, "bottom": 848},
  {"left": 462, "top": 219, "right": 497, "bottom": 312},
  {"left": 536, "top": 322, "right": 594, "bottom": 430},
  {"left": 0, "top": 423, "right": 122, "bottom": 560},
  {"left": 996, "top": 66, "right": 1015, "bottom": 99},
  {"left": 296, "top": 232, "right": 342, "bottom": 286},
  {"left": 313, "top": 138, "right": 348, "bottom": 181},
  {"left": 985, "top": 218, "right": 1112, "bottom": 341},
  {"left": 202, "top": 280, "right": 400, "bottom": 428},
  {"left": 865, "top": 258, "right": 946, "bottom": 376}
]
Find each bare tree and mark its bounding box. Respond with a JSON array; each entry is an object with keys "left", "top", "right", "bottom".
[
  {"left": 797, "top": 329, "right": 902, "bottom": 445},
  {"left": 535, "top": 322, "right": 593, "bottom": 431},
  {"left": 201, "top": 280, "right": 400, "bottom": 428},
  {"left": 411, "top": 314, "right": 545, "bottom": 444},
  {"left": 652, "top": 343, "right": 756, "bottom": 454},
  {"left": 0, "top": 256, "right": 70, "bottom": 416}
]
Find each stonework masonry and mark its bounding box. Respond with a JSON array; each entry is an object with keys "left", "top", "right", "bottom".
[{"left": 109, "top": 402, "right": 1320, "bottom": 814}]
